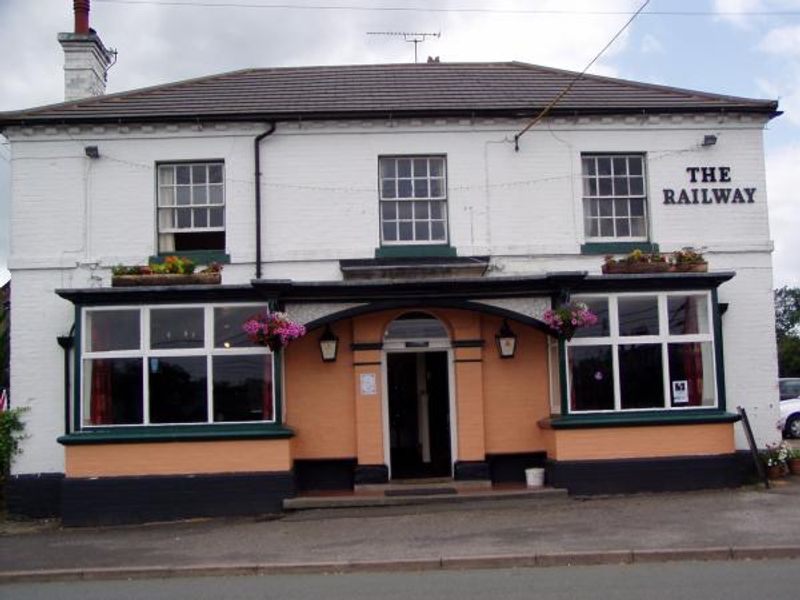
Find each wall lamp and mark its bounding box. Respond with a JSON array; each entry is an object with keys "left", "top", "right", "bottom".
[
  {"left": 84, "top": 145, "right": 100, "bottom": 159},
  {"left": 701, "top": 135, "right": 717, "bottom": 147},
  {"left": 495, "top": 319, "right": 517, "bottom": 359},
  {"left": 318, "top": 324, "right": 339, "bottom": 362}
]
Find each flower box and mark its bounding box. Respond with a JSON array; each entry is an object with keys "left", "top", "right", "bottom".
[
  {"left": 601, "top": 262, "right": 670, "bottom": 274},
  {"left": 670, "top": 262, "right": 708, "bottom": 273},
  {"left": 112, "top": 272, "right": 221, "bottom": 287}
]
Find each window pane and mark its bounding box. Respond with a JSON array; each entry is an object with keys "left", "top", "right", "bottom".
[
  {"left": 599, "top": 219, "right": 614, "bottom": 237},
  {"left": 414, "top": 201, "right": 429, "bottom": 219},
  {"left": 150, "top": 308, "right": 204, "bottom": 349},
  {"left": 398, "top": 222, "right": 413, "bottom": 240},
  {"left": 629, "top": 158, "right": 643, "bottom": 175},
  {"left": 668, "top": 342, "right": 715, "bottom": 407},
  {"left": 668, "top": 295, "right": 710, "bottom": 335},
  {"left": 194, "top": 208, "right": 208, "bottom": 228},
  {"left": 215, "top": 306, "right": 268, "bottom": 348},
  {"left": 398, "top": 202, "right": 412, "bottom": 219},
  {"left": 616, "top": 218, "right": 630, "bottom": 237},
  {"left": 86, "top": 310, "right": 140, "bottom": 352},
  {"left": 158, "top": 166, "right": 174, "bottom": 185},
  {"left": 430, "top": 179, "right": 443, "bottom": 197},
  {"left": 414, "top": 179, "right": 429, "bottom": 198},
  {"left": 630, "top": 177, "right": 644, "bottom": 195},
  {"left": 598, "top": 178, "right": 612, "bottom": 195},
  {"left": 413, "top": 159, "right": 428, "bottom": 176},
  {"left": 380, "top": 159, "right": 396, "bottom": 178},
  {"left": 597, "top": 158, "right": 612, "bottom": 176},
  {"left": 208, "top": 164, "right": 223, "bottom": 183},
  {"left": 208, "top": 185, "right": 223, "bottom": 205},
  {"left": 569, "top": 345, "right": 614, "bottom": 411},
  {"left": 430, "top": 158, "right": 443, "bottom": 176},
  {"left": 414, "top": 221, "right": 429, "bottom": 240},
  {"left": 613, "top": 157, "right": 627, "bottom": 175},
  {"left": 83, "top": 358, "right": 143, "bottom": 425},
  {"left": 176, "top": 187, "right": 191, "bottom": 206},
  {"left": 383, "top": 221, "right": 398, "bottom": 241},
  {"left": 585, "top": 218, "right": 599, "bottom": 237},
  {"left": 618, "top": 296, "right": 659, "bottom": 336},
  {"left": 192, "top": 165, "right": 206, "bottom": 184},
  {"left": 397, "top": 159, "right": 411, "bottom": 177},
  {"left": 582, "top": 157, "right": 596, "bottom": 176},
  {"left": 176, "top": 165, "right": 190, "bottom": 184},
  {"left": 613, "top": 177, "right": 629, "bottom": 195},
  {"left": 176, "top": 208, "right": 191, "bottom": 228},
  {"left": 213, "top": 355, "right": 273, "bottom": 422},
  {"left": 193, "top": 186, "right": 207, "bottom": 205},
  {"left": 430, "top": 201, "right": 444, "bottom": 219},
  {"left": 382, "top": 202, "right": 397, "bottom": 219},
  {"left": 381, "top": 179, "right": 396, "bottom": 198},
  {"left": 571, "top": 297, "right": 610, "bottom": 338},
  {"left": 398, "top": 179, "right": 412, "bottom": 197},
  {"left": 630, "top": 198, "right": 645, "bottom": 216},
  {"left": 431, "top": 221, "right": 446, "bottom": 240},
  {"left": 619, "top": 344, "right": 665, "bottom": 409},
  {"left": 614, "top": 198, "right": 629, "bottom": 216},
  {"left": 630, "top": 217, "right": 647, "bottom": 237},
  {"left": 159, "top": 187, "right": 175, "bottom": 206},
  {"left": 149, "top": 356, "right": 208, "bottom": 423},
  {"left": 209, "top": 208, "right": 224, "bottom": 227}
]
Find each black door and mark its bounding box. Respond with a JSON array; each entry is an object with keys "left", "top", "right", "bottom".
[{"left": 387, "top": 352, "right": 451, "bottom": 479}]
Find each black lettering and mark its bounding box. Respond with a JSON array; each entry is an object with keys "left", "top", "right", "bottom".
[
  {"left": 744, "top": 188, "right": 756, "bottom": 203},
  {"left": 663, "top": 189, "right": 676, "bottom": 204},
  {"left": 701, "top": 188, "right": 711, "bottom": 204},
  {"left": 732, "top": 188, "right": 745, "bottom": 203},
  {"left": 691, "top": 189, "right": 699, "bottom": 204},
  {"left": 701, "top": 167, "right": 716, "bottom": 183},
  {"left": 719, "top": 166, "right": 731, "bottom": 182},
  {"left": 686, "top": 167, "right": 700, "bottom": 183},
  {"left": 678, "top": 189, "right": 691, "bottom": 204},
  {"left": 712, "top": 188, "right": 731, "bottom": 204}
]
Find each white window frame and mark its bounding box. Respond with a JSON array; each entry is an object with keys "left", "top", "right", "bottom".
[
  {"left": 80, "top": 303, "right": 274, "bottom": 428},
  {"left": 581, "top": 153, "right": 649, "bottom": 243},
  {"left": 378, "top": 155, "right": 448, "bottom": 246},
  {"left": 565, "top": 291, "right": 717, "bottom": 414}
]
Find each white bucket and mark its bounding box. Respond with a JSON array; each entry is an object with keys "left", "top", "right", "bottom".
[{"left": 525, "top": 467, "right": 545, "bottom": 488}]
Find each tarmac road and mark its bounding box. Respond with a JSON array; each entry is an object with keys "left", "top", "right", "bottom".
[{"left": 2, "top": 559, "right": 800, "bottom": 600}]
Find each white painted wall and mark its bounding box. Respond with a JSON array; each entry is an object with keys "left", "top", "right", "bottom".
[{"left": 5, "top": 113, "right": 781, "bottom": 475}]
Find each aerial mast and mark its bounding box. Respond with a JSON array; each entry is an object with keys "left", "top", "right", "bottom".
[{"left": 366, "top": 31, "right": 441, "bottom": 63}]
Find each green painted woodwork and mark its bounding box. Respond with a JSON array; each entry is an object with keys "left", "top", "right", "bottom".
[
  {"left": 374, "top": 245, "right": 457, "bottom": 258},
  {"left": 580, "top": 242, "right": 660, "bottom": 255}
]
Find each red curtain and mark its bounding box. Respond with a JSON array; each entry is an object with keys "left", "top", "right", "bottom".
[
  {"left": 681, "top": 298, "right": 703, "bottom": 406},
  {"left": 90, "top": 359, "right": 114, "bottom": 424},
  {"left": 262, "top": 354, "right": 274, "bottom": 421}
]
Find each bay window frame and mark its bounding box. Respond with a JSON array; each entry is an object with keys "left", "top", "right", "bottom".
[
  {"left": 78, "top": 302, "right": 275, "bottom": 430},
  {"left": 565, "top": 291, "right": 718, "bottom": 414}
]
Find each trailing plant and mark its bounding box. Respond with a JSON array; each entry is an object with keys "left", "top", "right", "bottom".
[
  {"left": 0, "top": 406, "right": 27, "bottom": 476},
  {"left": 543, "top": 301, "right": 599, "bottom": 341},
  {"left": 149, "top": 255, "right": 196, "bottom": 275},
  {"left": 243, "top": 312, "right": 306, "bottom": 351},
  {"left": 603, "top": 249, "right": 667, "bottom": 269},
  {"left": 670, "top": 247, "right": 706, "bottom": 266}
]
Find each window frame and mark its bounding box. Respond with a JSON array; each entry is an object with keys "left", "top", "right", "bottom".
[
  {"left": 155, "top": 160, "right": 226, "bottom": 252},
  {"left": 378, "top": 154, "right": 449, "bottom": 246},
  {"left": 565, "top": 291, "right": 718, "bottom": 414},
  {"left": 79, "top": 302, "right": 274, "bottom": 429},
  {"left": 581, "top": 153, "right": 649, "bottom": 243}
]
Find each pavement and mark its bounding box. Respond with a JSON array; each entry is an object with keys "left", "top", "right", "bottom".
[{"left": 1, "top": 476, "right": 800, "bottom": 583}]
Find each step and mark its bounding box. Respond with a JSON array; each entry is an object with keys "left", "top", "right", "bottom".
[{"left": 283, "top": 485, "right": 567, "bottom": 511}]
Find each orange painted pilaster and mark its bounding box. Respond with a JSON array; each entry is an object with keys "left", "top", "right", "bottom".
[
  {"left": 353, "top": 350, "right": 385, "bottom": 466},
  {"left": 454, "top": 358, "right": 486, "bottom": 461}
]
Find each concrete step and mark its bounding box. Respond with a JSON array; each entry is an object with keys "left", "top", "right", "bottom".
[{"left": 283, "top": 485, "right": 567, "bottom": 511}]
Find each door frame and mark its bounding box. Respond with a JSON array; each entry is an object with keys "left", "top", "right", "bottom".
[{"left": 381, "top": 342, "right": 458, "bottom": 480}]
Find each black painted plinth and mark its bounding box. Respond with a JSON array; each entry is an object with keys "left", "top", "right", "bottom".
[
  {"left": 354, "top": 464, "right": 389, "bottom": 485},
  {"left": 4, "top": 473, "right": 64, "bottom": 518},
  {"left": 453, "top": 460, "right": 490, "bottom": 481}
]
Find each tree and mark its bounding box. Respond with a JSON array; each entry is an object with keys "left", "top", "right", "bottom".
[{"left": 775, "top": 286, "right": 800, "bottom": 377}]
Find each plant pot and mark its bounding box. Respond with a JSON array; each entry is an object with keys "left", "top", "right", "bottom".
[
  {"left": 767, "top": 464, "right": 786, "bottom": 480},
  {"left": 112, "top": 272, "right": 221, "bottom": 287},
  {"left": 670, "top": 262, "right": 708, "bottom": 273},
  {"left": 602, "top": 262, "right": 670, "bottom": 274},
  {"left": 789, "top": 458, "right": 800, "bottom": 475}
]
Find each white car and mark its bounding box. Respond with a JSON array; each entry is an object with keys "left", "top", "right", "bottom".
[{"left": 779, "top": 396, "right": 800, "bottom": 439}]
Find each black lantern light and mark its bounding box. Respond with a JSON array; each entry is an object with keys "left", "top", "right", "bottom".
[
  {"left": 495, "top": 319, "right": 517, "bottom": 359},
  {"left": 318, "top": 324, "right": 339, "bottom": 362}
]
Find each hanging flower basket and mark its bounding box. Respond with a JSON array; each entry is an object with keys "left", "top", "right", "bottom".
[
  {"left": 242, "top": 311, "right": 306, "bottom": 351},
  {"left": 543, "top": 301, "right": 598, "bottom": 341}
]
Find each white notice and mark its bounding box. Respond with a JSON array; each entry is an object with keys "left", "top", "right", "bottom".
[
  {"left": 360, "top": 373, "right": 377, "bottom": 396},
  {"left": 672, "top": 380, "right": 689, "bottom": 404}
]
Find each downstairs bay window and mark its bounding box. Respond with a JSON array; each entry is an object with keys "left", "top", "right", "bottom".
[
  {"left": 566, "top": 292, "right": 717, "bottom": 413},
  {"left": 81, "top": 304, "right": 273, "bottom": 427}
]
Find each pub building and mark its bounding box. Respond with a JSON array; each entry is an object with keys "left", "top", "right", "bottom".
[{"left": 0, "top": 3, "right": 781, "bottom": 524}]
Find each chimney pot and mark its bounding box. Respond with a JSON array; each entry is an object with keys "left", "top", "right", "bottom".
[{"left": 74, "top": 0, "right": 91, "bottom": 35}]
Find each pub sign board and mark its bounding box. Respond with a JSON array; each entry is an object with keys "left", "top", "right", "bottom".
[{"left": 663, "top": 167, "right": 756, "bottom": 205}]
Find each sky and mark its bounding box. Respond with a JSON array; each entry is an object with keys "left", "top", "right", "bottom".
[{"left": 0, "top": 0, "right": 798, "bottom": 287}]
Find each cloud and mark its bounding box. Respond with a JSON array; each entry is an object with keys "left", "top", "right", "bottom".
[
  {"left": 640, "top": 33, "right": 664, "bottom": 54},
  {"left": 759, "top": 24, "right": 800, "bottom": 55},
  {"left": 767, "top": 142, "right": 800, "bottom": 287},
  {"left": 712, "top": 0, "right": 765, "bottom": 28}
]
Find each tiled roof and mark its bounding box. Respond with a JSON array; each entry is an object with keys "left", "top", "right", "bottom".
[{"left": 0, "top": 61, "right": 778, "bottom": 127}]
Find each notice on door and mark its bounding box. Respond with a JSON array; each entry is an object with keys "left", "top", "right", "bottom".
[
  {"left": 672, "top": 380, "right": 689, "bottom": 404},
  {"left": 360, "top": 373, "right": 377, "bottom": 396}
]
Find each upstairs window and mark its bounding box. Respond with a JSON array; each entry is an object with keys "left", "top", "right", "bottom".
[
  {"left": 379, "top": 156, "right": 447, "bottom": 245},
  {"left": 582, "top": 154, "right": 648, "bottom": 241},
  {"left": 157, "top": 162, "right": 225, "bottom": 253}
]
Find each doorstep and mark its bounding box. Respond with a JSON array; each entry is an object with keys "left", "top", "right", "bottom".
[{"left": 283, "top": 482, "right": 567, "bottom": 511}]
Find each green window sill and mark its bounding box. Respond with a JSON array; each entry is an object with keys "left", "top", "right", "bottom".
[
  {"left": 581, "top": 242, "right": 660, "bottom": 255},
  {"left": 540, "top": 410, "right": 739, "bottom": 430},
  {"left": 150, "top": 250, "right": 231, "bottom": 265},
  {"left": 58, "top": 424, "right": 294, "bottom": 445},
  {"left": 374, "top": 245, "right": 457, "bottom": 258}
]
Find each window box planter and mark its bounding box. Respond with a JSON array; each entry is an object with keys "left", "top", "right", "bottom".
[
  {"left": 670, "top": 262, "right": 708, "bottom": 273},
  {"left": 112, "top": 272, "right": 221, "bottom": 287},
  {"left": 601, "top": 262, "right": 670, "bottom": 274}
]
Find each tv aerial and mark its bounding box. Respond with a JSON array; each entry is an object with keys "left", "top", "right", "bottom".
[{"left": 367, "top": 31, "right": 441, "bottom": 63}]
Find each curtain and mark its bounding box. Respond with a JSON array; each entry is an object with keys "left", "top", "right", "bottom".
[
  {"left": 681, "top": 298, "right": 703, "bottom": 406},
  {"left": 90, "top": 359, "right": 114, "bottom": 424},
  {"left": 262, "top": 354, "right": 274, "bottom": 421}
]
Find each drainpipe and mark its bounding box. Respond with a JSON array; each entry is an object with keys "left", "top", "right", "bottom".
[
  {"left": 57, "top": 326, "right": 75, "bottom": 435},
  {"left": 254, "top": 122, "right": 277, "bottom": 279}
]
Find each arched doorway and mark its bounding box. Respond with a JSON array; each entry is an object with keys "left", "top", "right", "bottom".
[{"left": 383, "top": 312, "right": 454, "bottom": 479}]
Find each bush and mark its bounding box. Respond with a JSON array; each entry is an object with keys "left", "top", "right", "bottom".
[{"left": 0, "top": 407, "right": 27, "bottom": 476}]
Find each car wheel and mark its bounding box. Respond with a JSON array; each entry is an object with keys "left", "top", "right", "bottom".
[{"left": 786, "top": 415, "right": 800, "bottom": 439}]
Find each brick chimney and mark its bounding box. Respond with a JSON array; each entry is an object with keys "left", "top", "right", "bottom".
[{"left": 57, "top": 1, "right": 116, "bottom": 101}]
